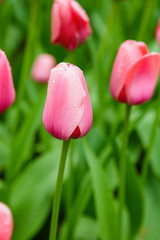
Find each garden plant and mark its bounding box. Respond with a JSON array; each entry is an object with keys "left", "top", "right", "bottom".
[{"left": 0, "top": 0, "right": 160, "bottom": 240}]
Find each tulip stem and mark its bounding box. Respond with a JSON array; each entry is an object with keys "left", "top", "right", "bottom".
[
  {"left": 142, "top": 92, "right": 160, "bottom": 183},
  {"left": 49, "top": 140, "right": 70, "bottom": 240},
  {"left": 17, "top": 0, "right": 38, "bottom": 104},
  {"left": 137, "top": 0, "right": 154, "bottom": 41},
  {"left": 118, "top": 104, "right": 131, "bottom": 240}
]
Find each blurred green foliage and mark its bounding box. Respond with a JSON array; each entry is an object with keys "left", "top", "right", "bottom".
[{"left": 0, "top": 0, "right": 160, "bottom": 239}]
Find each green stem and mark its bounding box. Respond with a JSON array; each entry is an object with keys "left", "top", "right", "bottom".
[
  {"left": 142, "top": 92, "right": 160, "bottom": 183},
  {"left": 66, "top": 141, "right": 74, "bottom": 218},
  {"left": 16, "top": 0, "right": 38, "bottom": 104},
  {"left": 137, "top": 0, "right": 154, "bottom": 41},
  {"left": 96, "top": 1, "right": 118, "bottom": 125},
  {"left": 49, "top": 140, "right": 70, "bottom": 240},
  {"left": 97, "top": 1, "right": 117, "bottom": 61},
  {"left": 118, "top": 104, "right": 132, "bottom": 240}
]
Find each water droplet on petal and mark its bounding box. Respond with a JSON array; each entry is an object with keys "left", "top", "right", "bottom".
[
  {"left": 52, "top": 79, "right": 55, "bottom": 83},
  {"left": 74, "top": 104, "right": 76, "bottom": 107}
]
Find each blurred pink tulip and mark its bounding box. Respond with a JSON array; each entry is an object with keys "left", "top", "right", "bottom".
[
  {"left": 31, "top": 54, "right": 56, "bottom": 83},
  {"left": 110, "top": 40, "right": 160, "bottom": 105},
  {"left": 155, "top": 19, "right": 160, "bottom": 46},
  {"left": 0, "top": 202, "right": 13, "bottom": 240},
  {"left": 51, "top": 0, "right": 92, "bottom": 50},
  {"left": 43, "top": 62, "right": 92, "bottom": 140},
  {"left": 0, "top": 49, "right": 15, "bottom": 113}
]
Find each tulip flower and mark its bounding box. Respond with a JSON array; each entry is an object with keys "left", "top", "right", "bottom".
[
  {"left": 155, "top": 19, "right": 160, "bottom": 47},
  {"left": 43, "top": 62, "right": 92, "bottom": 140},
  {"left": 0, "top": 49, "right": 15, "bottom": 113},
  {"left": 51, "top": 0, "right": 92, "bottom": 50},
  {"left": 43, "top": 63, "right": 92, "bottom": 240},
  {"left": 31, "top": 54, "right": 56, "bottom": 83},
  {"left": 0, "top": 202, "right": 13, "bottom": 240},
  {"left": 110, "top": 40, "right": 160, "bottom": 105}
]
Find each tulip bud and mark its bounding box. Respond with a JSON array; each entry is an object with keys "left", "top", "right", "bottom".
[
  {"left": 43, "top": 62, "right": 92, "bottom": 140},
  {"left": 31, "top": 54, "right": 56, "bottom": 83},
  {"left": 0, "top": 49, "right": 15, "bottom": 113},
  {"left": 51, "top": 0, "right": 92, "bottom": 50},
  {"left": 0, "top": 202, "right": 13, "bottom": 240},
  {"left": 110, "top": 40, "right": 160, "bottom": 105},
  {"left": 155, "top": 19, "right": 160, "bottom": 47}
]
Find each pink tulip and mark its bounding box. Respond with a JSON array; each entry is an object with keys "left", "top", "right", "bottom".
[
  {"left": 51, "top": 0, "right": 92, "bottom": 50},
  {"left": 43, "top": 62, "right": 92, "bottom": 140},
  {"left": 110, "top": 40, "right": 160, "bottom": 105},
  {"left": 155, "top": 19, "right": 160, "bottom": 46},
  {"left": 31, "top": 54, "right": 56, "bottom": 83},
  {"left": 0, "top": 49, "right": 15, "bottom": 113},
  {"left": 0, "top": 202, "right": 13, "bottom": 240}
]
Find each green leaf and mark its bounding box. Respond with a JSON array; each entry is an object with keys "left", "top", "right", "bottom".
[
  {"left": 136, "top": 110, "right": 155, "bottom": 148},
  {"left": 0, "top": 180, "right": 7, "bottom": 202},
  {"left": 125, "top": 160, "right": 144, "bottom": 237},
  {"left": 74, "top": 216, "right": 98, "bottom": 240},
  {"left": 136, "top": 176, "right": 160, "bottom": 240},
  {"left": 8, "top": 148, "right": 61, "bottom": 240},
  {"left": 106, "top": 158, "right": 119, "bottom": 190},
  {"left": 83, "top": 142, "right": 117, "bottom": 240},
  {"left": 7, "top": 90, "right": 46, "bottom": 181},
  {"left": 150, "top": 126, "right": 160, "bottom": 177}
]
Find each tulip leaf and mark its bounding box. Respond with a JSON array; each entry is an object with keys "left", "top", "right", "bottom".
[
  {"left": 125, "top": 160, "right": 144, "bottom": 237},
  {"left": 8, "top": 149, "right": 61, "bottom": 240},
  {"left": 136, "top": 176, "right": 160, "bottom": 240},
  {"left": 61, "top": 145, "right": 113, "bottom": 240},
  {"left": 83, "top": 142, "right": 117, "bottom": 240},
  {"left": 74, "top": 215, "right": 99, "bottom": 240},
  {"left": 7, "top": 90, "right": 46, "bottom": 181},
  {"left": 150, "top": 126, "right": 160, "bottom": 178},
  {"left": 136, "top": 110, "right": 155, "bottom": 148}
]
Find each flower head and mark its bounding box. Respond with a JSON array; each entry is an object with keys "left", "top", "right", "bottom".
[
  {"left": 43, "top": 63, "right": 92, "bottom": 140},
  {"left": 0, "top": 49, "right": 15, "bottom": 113},
  {"left": 0, "top": 202, "right": 13, "bottom": 240},
  {"left": 51, "top": 0, "right": 92, "bottom": 50},
  {"left": 110, "top": 40, "right": 160, "bottom": 105},
  {"left": 31, "top": 54, "right": 56, "bottom": 83}
]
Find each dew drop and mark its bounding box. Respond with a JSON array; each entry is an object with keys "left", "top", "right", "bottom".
[
  {"left": 73, "top": 104, "right": 76, "bottom": 107},
  {"left": 52, "top": 79, "right": 55, "bottom": 83}
]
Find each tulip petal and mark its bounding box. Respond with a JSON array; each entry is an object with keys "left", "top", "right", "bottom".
[
  {"left": 58, "top": 0, "right": 78, "bottom": 50},
  {"left": 68, "top": 65, "right": 92, "bottom": 137},
  {"left": 43, "top": 63, "right": 86, "bottom": 140},
  {"left": 125, "top": 53, "right": 160, "bottom": 105},
  {"left": 31, "top": 54, "right": 56, "bottom": 83},
  {"left": 51, "top": 2, "right": 61, "bottom": 43},
  {"left": 0, "top": 202, "right": 13, "bottom": 240},
  {"left": 110, "top": 40, "right": 148, "bottom": 102},
  {"left": 70, "top": 0, "right": 92, "bottom": 43},
  {"left": 0, "top": 50, "right": 15, "bottom": 113},
  {"left": 70, "top": 1, "right": 89, "bottom": 22}
]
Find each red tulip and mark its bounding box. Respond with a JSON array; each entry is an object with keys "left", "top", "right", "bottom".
[
  {"left": 155, "top": 19, "right": 160, "bottom": 47},
  {"left": 110, "top": 40, "right": 160, "bottom": 105},
  {"left": 0, "top": 202, "right": 13, "bottom": 240},
  {"left": 51, "top": 0, "right": 92, "bottom": 50},
  {"left": 31, "top": 54, "right": 56, "bottom": 83},
  {"left": 43, "top": 62, "right": 92, "bottom": 140},
  {"left": 0, "top": 49, "right": 15, "bottom": 113}
]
